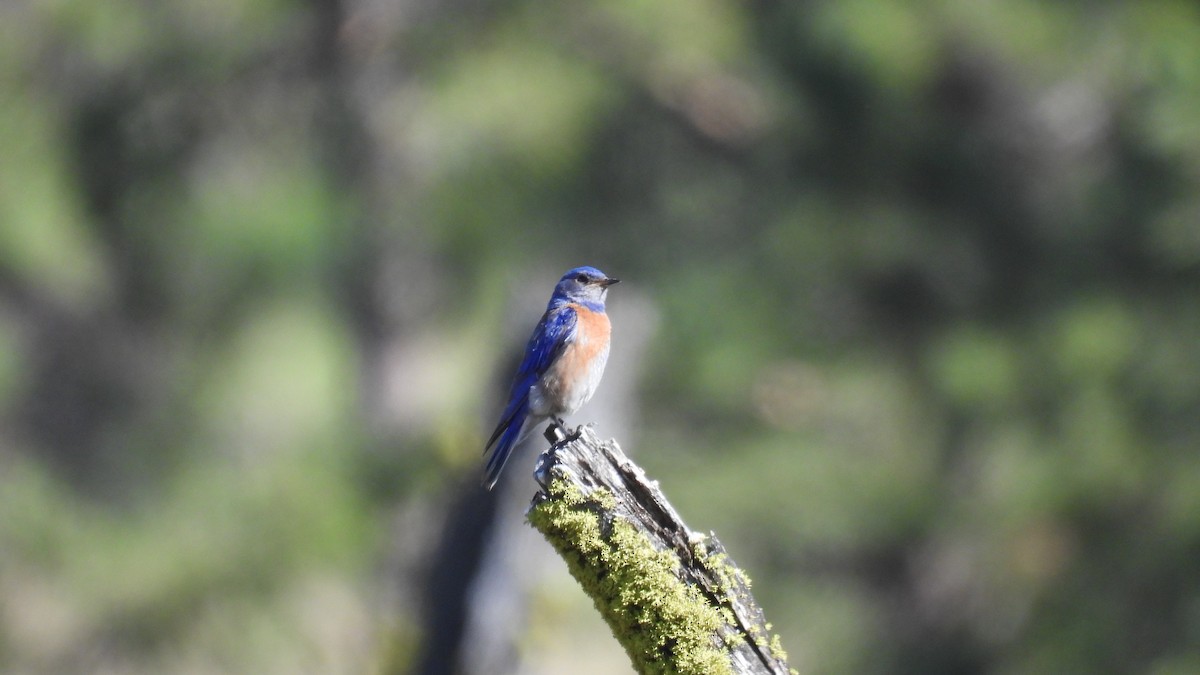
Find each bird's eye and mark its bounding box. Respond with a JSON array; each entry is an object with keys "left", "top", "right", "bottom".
[{"left": 575, "top": 273, "right": 589, "bottom": 283}]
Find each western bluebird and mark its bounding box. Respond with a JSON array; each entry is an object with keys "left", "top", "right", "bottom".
[{"left": 483, "top": 266, "right": 619, "bottom": 489}]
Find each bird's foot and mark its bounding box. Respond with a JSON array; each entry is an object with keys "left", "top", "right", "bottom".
[
  {"left": 563, "top": 423, "right": 584, "bottom": 443},
  {"left": 543, "top": 418, "right": 583, "bottom": 444}
]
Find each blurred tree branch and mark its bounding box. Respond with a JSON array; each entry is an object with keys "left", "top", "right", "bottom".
[{"left": 527, "top": 426, "right": 795, "bottom": 675}]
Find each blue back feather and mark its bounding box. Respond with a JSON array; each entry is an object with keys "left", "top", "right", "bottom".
[{"left": 483, "top": 305, "right": 578, "bottom": 488}]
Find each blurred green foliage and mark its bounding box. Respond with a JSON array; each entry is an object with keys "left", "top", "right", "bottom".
[{"left": 1, "top": 0, "right": 1199, "bottom": 673}]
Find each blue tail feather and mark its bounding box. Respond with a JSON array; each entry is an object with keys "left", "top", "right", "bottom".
[{"left": 484, "top": 401, "right": 530, "bottom": 489}]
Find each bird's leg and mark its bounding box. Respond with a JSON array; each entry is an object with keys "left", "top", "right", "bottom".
[
  {"left": 544, "top": 417, "right": 569, "bottom": 443},
  {"left": 543, "top": 416, "right": 582, "bottom": 444}
]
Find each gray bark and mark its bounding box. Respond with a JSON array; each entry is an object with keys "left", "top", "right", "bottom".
[{"left": 528, "top": 425, "right": 795, "bottom": 675}]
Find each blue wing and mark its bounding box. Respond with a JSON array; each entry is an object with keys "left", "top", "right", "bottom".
[{"left": 483, "top": 304, "right": 577, "bottom": 488}]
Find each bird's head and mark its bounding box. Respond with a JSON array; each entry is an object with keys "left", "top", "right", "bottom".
[{"left": 551, "top": 266, "right": 619, "bottom": 309}]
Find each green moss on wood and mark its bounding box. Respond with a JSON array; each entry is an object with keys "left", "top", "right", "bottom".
[
  {"left": 528, "top": 480, "right": 735, "bottom": 675},
  {"left": 693, "top": 535, "right": 792, "bottom": 667}
]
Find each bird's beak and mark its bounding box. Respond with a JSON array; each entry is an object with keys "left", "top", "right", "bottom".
[{"left": 600, "top": 277, "right": 620, "bottom": 287}]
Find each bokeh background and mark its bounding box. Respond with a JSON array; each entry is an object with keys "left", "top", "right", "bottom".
[{"left": 3, "top": 0, "right": 1200, "bottom": 673}]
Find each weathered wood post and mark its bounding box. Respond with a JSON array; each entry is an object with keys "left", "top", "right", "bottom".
[{"left": 526, "top": 425, "right": 796, "bottom": 675}]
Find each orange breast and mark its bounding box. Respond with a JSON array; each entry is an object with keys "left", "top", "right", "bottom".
[
  {"left": 537, "top": 304, "right": 611, "bottom": 414},
  {"left": 566, "top": 303, "right": 611, "bottom": 362}
]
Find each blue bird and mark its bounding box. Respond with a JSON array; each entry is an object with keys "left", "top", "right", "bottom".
[{"left": 483, "top": 266, "right": 619, "bottom": 489}]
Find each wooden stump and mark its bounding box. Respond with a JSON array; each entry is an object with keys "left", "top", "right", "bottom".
[{"left": 526, "top": 425, "right": 795, "bottom": 675}]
